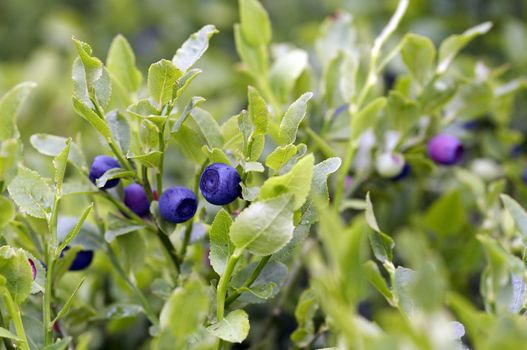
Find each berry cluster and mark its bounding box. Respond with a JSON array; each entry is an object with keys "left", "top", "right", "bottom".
[{"left": 69, "top": 158, "right": 242, "bottom": 271}]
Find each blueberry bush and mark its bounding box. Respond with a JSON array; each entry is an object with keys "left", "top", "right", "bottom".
[{"left": 1, "top": 0, "right": 527, "bottom": 349}]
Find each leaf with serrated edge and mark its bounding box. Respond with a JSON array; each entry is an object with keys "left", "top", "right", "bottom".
[
  {"left": 173, "top": 25, "right": 218, "bottom": 73},
  {"left": 8, "top": 167, "right": 53, "bottom": 219},
  {"left": 279, "top": 92, "right": 313, "bottom": 144}
]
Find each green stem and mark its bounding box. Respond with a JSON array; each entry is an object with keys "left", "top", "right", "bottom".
[
  {"left": 43, "top": 258, "right": 55, "bottom": 346},
  {"left": 257, "top": 77, "right": 281, "bottom": 119},
  {"left": 157, "top": 123, "right": 166, "bottom": 196},
  {"left": 156, "top": 229, "right": 181, "bottom": 274},
  {"left": 216, "top": 252, "right": 241, "bottom": 350},
  {"left": 216, "top": 252, "right": 241, "bottom": 321},
  {"left": 1, "top": 290, "right": 30, "bottom": 350},
  {"left": 0, "top": 310, "right": 15, "bottom": 350},
  {"left": 99, "top": 192, "right": 156, "bottom": 231},
  {"left": 225, "top": 255, "right": 271, "bottom": 307},
  {"left": 179, "top": 222, "right": 193, "bottom": 260},
  {"left": 142, "top": 166, "right": 154, "bottom": 201},
  {"left": 334, "top": 142, "right": 358, "bottom": 209},
  {"left": 109, "top": 141, "right": 134, "bottom": 173}
]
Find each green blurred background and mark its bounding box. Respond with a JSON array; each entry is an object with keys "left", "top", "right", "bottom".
[{"left": 0, "top": 0, "right": 526, "bottom": 159}]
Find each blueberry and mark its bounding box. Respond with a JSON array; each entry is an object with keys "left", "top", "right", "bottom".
[
  {"left": 199, "top": 163, "right": 241, "bottom": 205},
  {"left": 159, "top": 186, "right": 198, "bottom": 223},
  {"left": 427, "top": 134, "right": 464, "bottom": 165},
  {"left": 61, "top": 246, "right": 94, "bottom": 271},
  {"left": 124, "top": 183, "right": 150, "bottom": 217},
  {"left": 89, "top": 155, "right": 121, "bottom": 189}
]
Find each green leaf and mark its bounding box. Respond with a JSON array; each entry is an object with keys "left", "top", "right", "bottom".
[
  {"left": 72, "top": 97, "right": 113, "bottom": 140},
  {"left": 106, "top": 34, "right": 142, "bottom": 94},
  {"left": 0, "top": 326, "right": 21, "bottom": 341},
  {"left": 172, "top": 25, "right": 218, "bottom": 73},
  {"left": 301, "top": 157, "right": 342, "bottom": 224},
  {"left": 265, "top": 144, "right": 298, "bottom": 172},
  {"left": 437, "top": 22, "right": 493, "bottom": 74},
  {"left": 365, "top": 192, "right": 394, "bottom": 265},
  {"left": 0, "top": 139, "right": 19, "bottom": 183},
  {"left": 247, "top": 86, "right": 269, "bottom": 135},
  {"left": 0, "top": 196, "right": 15, "bottom": 228},
  {"left": 206, "top": 309, "right": 250, "bottom": 343},
  {"left": 104, "top": 213, "right": 144, "bottom": 242},
  {"left": 127, "top": 151, "right": 162, "bottom": 170},
  {"left": 171, "top": 125, "right": 207, "bottom": 164},
  {"left": 394, "top": 266, "right": 417, "bottom": 316},
  {"left": 230, "top": 194, "right": 294, "bottom": 256},
  {"left": 291, "top": 288, "right": 319, "bottom": 347},
  {"left": 57, "top": 204, "right": 94, "bottom": 252},
  {"left": 350, "top": 97, "right": 386, "bottom": 142},
  {"left": 270, "top": 49, "right": 309, "bottom": 103},
  {"left": 259, "top": 154, "right": 314, "bottom": 210},
  {"left": 107, "top": 111, "right": 131, "bottom": 154},
  {"left": 53, "top": 139, "right": 71, "bottom": 192},
  {"left": 386, "top": 91, "right": 419, "bottom": 133},
  {"left": 423, "top": 190, "right": 466, "bottom": 235},
  {"left": 279, "top": 92, "right": 313, "bottom": 145},
  {"left": 242, "top": 161, "right": 264, "bottom": 173},
  {"left": 0, "top": 246, "right": 33, "bottom": 303},
  {"left": 239, "top": 0, "right": 272, "bottom": 46},
  {"left": 8, "top": 167, "right": 53, "bottom": 219},
  {"left": 160, "top": 276, "right": 209, "bottom": 339},
  {"left": 202, "top": 147, "right": 231, "bottom": 165},
  {"left": 30, "top": 134, "right": 85, "bottom": 169},
  {"left": 501, "top": 194, "right": 527, "bottom": 246},
  {"left": 400, "top": 33, "right": 436, "bottom": 85},
  {"left": 41, "top": 337, "right": 72, "bottom": 350},
  {"left": 147, "top": 59, "right": 182, "bottom": 107},
  {"left": 0, "top": 82, "right": 36, "bottom": 141},
  {"left": 127, "top": 99, "right": 159, "bottom": 118},
  {"left": 171, "top": 96, "right": 206, "bottom": 133},
  {"left": 174, "top": 68, "right": 202, "bottom": 101},
  {"left": 231, "top": 261, "right": 287, "bottom": 305},
  {"left": 95, "top": 168, "right": 134, "bottom": 188},
  {"left": 234, "top": 24, "right": 268, "bottom": 76},
  {"left": 209, "top": 209, "right": 234, "bottom": 275},
  {"left": 190, "top": 108, "right": 223, "bottom": 148},
  {"left": 52, "top": 278, "right": 86, "bottom": 324},
  {"left": 363, "top": 260, "right": 395, "bottom": 305}
]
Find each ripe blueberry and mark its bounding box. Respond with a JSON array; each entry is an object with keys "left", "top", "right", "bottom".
[
  {"left": 199, "top": 163, "right": 241, "bottom": 205},
  {"left": 61, "top": 246, "right": 94, "bottom": 271},
  {"left": 124, "top": 183, "right": 150, "bottom": 217},
  {"left": 159, "top": 186, "right": 197, "bottom": 223},
  {"left": 427, "top": 134, "right": 464, "bottom": 165},
  {"left": 391, "top": 163, "right": 411, "bottom": 181},
  {"left": 89, "top": 155, "right": 121, "bottom": 189}
]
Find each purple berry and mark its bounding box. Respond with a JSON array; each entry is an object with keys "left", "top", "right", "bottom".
[
  {"left": 159, "top": 186, "right": 197, "bottom": 223},
  {"left": 89, "top": 155, "right": 121, "bottom": 189},
  {"left": 199, "top": 163, "right": 241, "bottom": 205},
  {"left": 427, "top": 134, "right": 464, "bottom": 165},
  {"left": 124, "top": 183, "right": 150, "bottom": 217}
]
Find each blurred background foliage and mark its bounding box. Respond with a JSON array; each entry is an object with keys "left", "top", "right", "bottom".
[{"left": 1, "top": 0, "right": 526, "bottom": 151}]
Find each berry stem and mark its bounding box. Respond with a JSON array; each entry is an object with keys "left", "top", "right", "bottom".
[
  {"left": 0, "top": 288, "right": 30, "bottom": 350},
  {"left": 141, "top": 165, "right": 154, "bottom": 202},
  {"left": 155, "top": 229, "right": 181, "bottom": 274}
]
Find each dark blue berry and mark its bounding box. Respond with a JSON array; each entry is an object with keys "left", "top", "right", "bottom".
[
  {"left": 61, "top": 246, "right": 94, "bottom": 271},
  {"left": 199, "top": 163, "right": 241, "bottom": 205},
  {"left": 124, "top": 183, "right": 150, "bottom": 217},
  {"left": 89, "top": 155, "right": 121, "bottom": 189},
  {"left": 427, "top": 134, "right": 464, "bottom": 165},
  {"left": 159, "top": 186, "right": 197, "bottom": 223},
  {"left": 391, "top": 163, "right": 411, "bottom": 181}
]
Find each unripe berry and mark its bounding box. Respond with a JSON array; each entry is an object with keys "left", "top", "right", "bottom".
[
  {"left": 199, "top": 163, "right": 241, "bottom": 205},
  {"left": 159, "top": 186, "right": 197, "bottom": 223},
  {"left": 124, "top": 183, "right": 150, "bottom": 217},
  {"left": 89, "top": 155, "right": 121, "bottom": 189},
  {"left": 427, "top": 134, "right": 464, "bottom": 165},
  {"left": 375, "top": 152, "right": 406, "bottom": 178}
]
